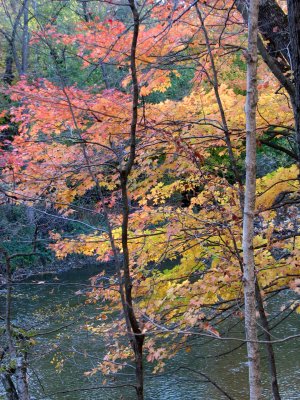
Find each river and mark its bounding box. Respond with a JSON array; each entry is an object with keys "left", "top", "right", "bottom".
[{"left": 1, "top": 263, "right": 299, "bottom": 399}]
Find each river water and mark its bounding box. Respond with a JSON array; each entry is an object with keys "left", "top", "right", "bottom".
[{"left": 1, "top": 263, "right": 299, "bottom": 400}]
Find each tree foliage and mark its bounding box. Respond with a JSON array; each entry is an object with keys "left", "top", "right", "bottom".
[{"left": 0, "top": 1, "right": 299, "bottom": 399}]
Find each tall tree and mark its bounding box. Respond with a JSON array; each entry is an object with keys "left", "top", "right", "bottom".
[
  {"left": 21, "top": 0, "right": 29, "bottom": 75},
  {"left": 287, "top": 0, "right": 300, "bottom": 166},
  {"left": 120, "top": 1, "right": 144, "bottom": 398},
  {"left": 242, "top": 0, "right": 262, "bottom": 399}
]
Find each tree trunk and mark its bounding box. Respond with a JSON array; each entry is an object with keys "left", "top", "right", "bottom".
[
  {"left": 242, "top": 0, "right": 262, "bottom": 399},
  {"left": 133, "top": 337, "right": 144, "bottom": 400},
  {"left": 80, "top": 0, "right": 90, "bottom": 22},
  {"left": 1, "top": 372, "right": 19, "bottom": 400},
  {"left": 255, "top": 282, "right": 281, "bottom": 400},
  {"left": 199, "top": 2, "right": 280, "bottom": 397},
  {"left": 257, "top": 0, "right": 290, "bottom": 66},
  {"left": 1, "top": 249, "right": 30, "bottom": 400},
  {"left": 120, "top": 2, "right": 144, "bottom": 398},
  {"left": 47, "top": 13, "right": 144, "bottom": 396},
  {"left": 236, "top": 0, "right": 295, "bottom": 111},
  {"left": 287, "top": 0, "right": 300, "bottom": 166},
  {"left": 236, "top": 0, "right": 300, "bottom": 168},
  {"left": 21, "top": 0, "right": 29, "bottom": 75},
  {"left": 3, "top": 48, "right": 14, "bottom": 85},
  {"left": 236, "top": 0, "right": 290, "bottom": 68},
  {"left": 15, "top": 356, "right": 29, "bottom": 400}
]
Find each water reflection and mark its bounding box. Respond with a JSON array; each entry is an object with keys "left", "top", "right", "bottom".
[{"left": 1, "top": 264, "right": 299, "bottom": 399}]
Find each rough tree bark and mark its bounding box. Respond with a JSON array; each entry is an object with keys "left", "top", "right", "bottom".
[
  {"left": 1, "top": 345, "right": 18, "bottom": 400},
  {"left": 242, "top": 0, "right": 262, "bottom": 399},
  {"left": 236, "top": 0, "right": 300, "bottom": 166},
  {"left": 236, "top": 0, "right": 290, "bottom": 69},
  {"left": 256, "top": 0, "right": 290, "bottom": 65},
  {"left": 287, "top": 0, "right": 300, "bottom": 166},
  {"left": 1, "top": 372, "right": 19, "bottom": 400},
  {"left": 0, "top": 249, "right": 30, "bottom": 400}
]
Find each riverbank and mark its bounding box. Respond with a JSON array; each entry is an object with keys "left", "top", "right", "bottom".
[{"left": 0, "top": 255, "right": 97, "bottom": 285}]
